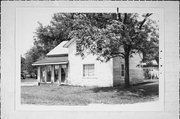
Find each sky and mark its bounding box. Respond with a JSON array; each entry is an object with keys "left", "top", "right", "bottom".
[
  {"left": 17, "top": 8, "right": 62, "bottom": 57},
  {"left": 16, "top": 8, "right": 159, "bottom": 57}
]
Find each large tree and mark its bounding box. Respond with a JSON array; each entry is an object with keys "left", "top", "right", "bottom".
[{"left": 70, "top": 12, "right": 159, "bottom": 87}]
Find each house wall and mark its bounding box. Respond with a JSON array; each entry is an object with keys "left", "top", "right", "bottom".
[
  {"left": 113, "top": 57, "right": 124, "bottom": 86},
  {"left": 68, "top": 41, "right": 113, "bottom": 87},
  {"left": 113, "top": 54, "right": 144, "bottom": 85}
]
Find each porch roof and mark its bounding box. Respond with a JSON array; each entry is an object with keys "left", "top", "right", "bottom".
[{"left": 32, "top": 56, "right": 68, "bottom": 66}]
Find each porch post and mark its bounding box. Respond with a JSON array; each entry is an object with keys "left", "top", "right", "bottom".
[
  {"left": 51, "top": 65, "right": 55, "bottom": 83},
  {"left": 65, "top": 66, "right": 68, "bottom": 84},
  {"left": 44, "top": 66, "right": 47, "bottom": 83},
  {"left": 37, "top": 66, "right": 41, "bottom": 86},
  {"left": 58, "top": 65, "right": 62, "bottom": 85}
]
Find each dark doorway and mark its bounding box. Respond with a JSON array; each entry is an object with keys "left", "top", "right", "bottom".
[
  {"left": 47, "top": 66, "right": 51, "bottom": 82},
  {"left": 54, "top": 65, "right": 59, "bottom": 82},
  {"left": 61, "top": 68, "right": 66, "bottom": 83}
]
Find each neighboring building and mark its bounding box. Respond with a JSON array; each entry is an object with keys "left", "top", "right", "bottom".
[
  {"left": 140, "top": 61, "right": 159, "bottom": 79},
  {"left": 32, "top": 40, "right": 144, "bottom": 87}
]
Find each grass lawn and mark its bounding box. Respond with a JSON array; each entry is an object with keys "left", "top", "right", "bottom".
[{"left": 21, "top": 81, "right": 158, "bottom": 105}]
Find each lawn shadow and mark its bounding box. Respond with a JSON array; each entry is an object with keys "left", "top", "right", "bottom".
[
  {"left": 91, "top": 81, "right": 159, "bottom": 97},
  {"left": 132, "top": 81, "right": 155, "bottom": 86}
]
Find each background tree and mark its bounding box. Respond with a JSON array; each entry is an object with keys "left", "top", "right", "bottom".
[
  {"left": 34, "top": 13, "right": 75, "bottom": 54},
  {"left": 21, "top": 56, "right": 26, "bottom": 72},
  {"left": 24, "top": 13, "right": 75, "bottom": 74},
  {"left": 24, "top": 46, "right": 44, "bottom": 75}
]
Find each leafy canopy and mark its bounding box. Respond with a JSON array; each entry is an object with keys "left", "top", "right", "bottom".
[{"left": 69, "top": 13, "right": 159, "bottom": 63}]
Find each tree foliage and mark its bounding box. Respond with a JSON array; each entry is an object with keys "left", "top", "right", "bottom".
[
  {"left": 24, "top": 46, "right": 45, "bottom": 74},
  {"left": 70, "top": 13, "right": 158, "bottom": 62},
  {"left": 24, "top": 13, "right": 75, "bottom": 74},
  {"left": 21, "top": 56, "right": 26, "bottom": 71},
  {"left": 33, "top": 13, "right": 75, "bottom": 54}
]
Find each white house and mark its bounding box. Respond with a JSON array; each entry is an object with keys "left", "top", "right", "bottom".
[{"left": 32, "top": 39, "right": 144, "bottom": 87}]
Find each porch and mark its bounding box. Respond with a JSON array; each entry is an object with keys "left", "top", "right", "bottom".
[{"left": 32, "top": 56, "right": 68, "bottom": 85}]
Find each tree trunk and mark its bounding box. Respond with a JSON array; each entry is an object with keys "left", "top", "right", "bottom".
[
  {"left": 124, "top": 45, "right": 131, "bottom": 88},
  {"left": 124, "top": 53, "right": 130, "bottom": 87}
]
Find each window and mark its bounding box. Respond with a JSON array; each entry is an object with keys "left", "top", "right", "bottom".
[
  {"left": 121, "top": 64, "right": 125, "bottom": 76},
  {"left": 83, "top": 64, "right": 95, "bottom": 77}
]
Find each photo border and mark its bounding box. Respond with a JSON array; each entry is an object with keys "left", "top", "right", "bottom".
[{"left": 1, "top": 1, "right": 179, "bottom": 119}]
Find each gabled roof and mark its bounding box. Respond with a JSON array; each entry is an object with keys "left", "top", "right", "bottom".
[
  {"left": 63, "top": 38, "right": 76, "bottom": 48},
  {"left": 32, "top": 56, "right": 68, "bottom": 66},
  {"left": 47, "top": 41, "right": 68, "bottom": 56},
  {"left": 32, "top": 41, "right": 69, "bottom": 66}
]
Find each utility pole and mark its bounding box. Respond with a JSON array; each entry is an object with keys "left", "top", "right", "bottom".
[
  {"left": 116, "top": 7, "right": 121, "bottom": 21},
  {"left": 117, "top": 7, "right": 119, "bottom": 20}
]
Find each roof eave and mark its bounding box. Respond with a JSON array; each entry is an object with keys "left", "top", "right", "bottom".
[
  {"left": 46, "top": 53, "right": 68, "bottom": 57},
  {"left": 32, "top": 61, "right": 68, "bottom": 66},
  {"left": 63, "top": 38, "right": 76, "bottom": 48}
]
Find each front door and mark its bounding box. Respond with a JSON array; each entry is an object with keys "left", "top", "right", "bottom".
[{"left": 47, "top": 66, "right": 51, "bottom": 82}]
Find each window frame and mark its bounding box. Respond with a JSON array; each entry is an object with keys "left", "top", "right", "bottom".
[
  {"left": 121, "top": 64, "right": 125, "bottom": 77},
  {"left": 83, "top": 64, "right": 95, "bottom": 77}
]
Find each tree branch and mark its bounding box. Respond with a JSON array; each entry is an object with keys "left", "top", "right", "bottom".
[
  {"left": 139, "top": 13, "right": 153, "bottom": 30},
  {"left": 109, "top": 54, "right": 124, "bottom": 59}
]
